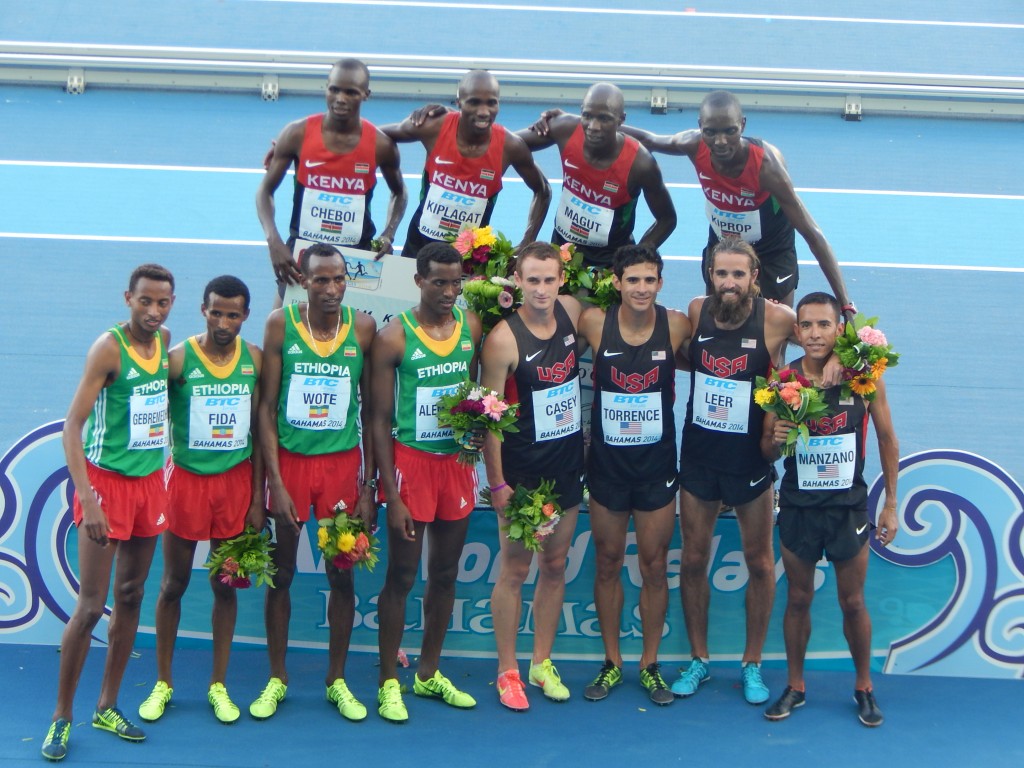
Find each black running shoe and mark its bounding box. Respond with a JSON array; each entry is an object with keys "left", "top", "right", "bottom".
[
  {"left": 764, "top": 686, "right": 806, "bottom": 721},
  {"left": 855, "top": 689, "right": 884, "bottom": 727}
]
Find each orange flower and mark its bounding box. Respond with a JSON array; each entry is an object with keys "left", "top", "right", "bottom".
[
  {"left": 871, "top": 357, "right": 889, "bottom": 379},
  {"left": 849, "top": 374, "right": 876, "bottom": 397},
  {"left": 559, "top": 243, "right": 573, "bottom": 262},
  {"left": 780, "top": 388, "right": 802, "bottom": 408},
  {"left": 542, "top": 503, "right": 556, "bottom": 518}
]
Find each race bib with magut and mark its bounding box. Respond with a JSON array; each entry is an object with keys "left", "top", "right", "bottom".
[
  {"left": 285, "top": 375, "right": 350, "bottom": 430},
  {"left": 189, "top": 393, "right": 251, "bottom": 450},
  {"left": 693, "top": 373, "right": 750, "bottom": 434},
  {"left": 298, "top": 188, "right": 366, "bottom": 246},
  {"left": 706, "top": 200, "right": 763, "bottom": 243},
  {"left": 554, "top": 190, "right": 614, "bottom": 248},
  {"left": 600, "top": 390, "right": 662, "bottom": 445},
  {"left": 532, "top": 377, "right": 581, "bottom": 442},
  {"left": 795, "top": 433, "right": 857, "bottom": 490},
  {"left": 418, "top": 185, "right": 488, "bottom": 241}
]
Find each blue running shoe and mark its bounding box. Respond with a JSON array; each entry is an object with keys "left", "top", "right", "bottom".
[
  {"left": 670, "top": 658, "right": 710, "bottom": 697},
  {"left": 742, "top": 663, "right": 770, "bottom": 704}
]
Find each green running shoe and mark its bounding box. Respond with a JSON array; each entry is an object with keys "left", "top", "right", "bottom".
[
  {"left": 528, "top": 659, "right": 570, "bottom": 701},
  {"left": 326, "top": 678, "right": 367, "bottom": 721},
  {"left": 208, "top": 682, "right": 240, "bottom": 724},
  {"left": 413, "top": 670, "right": 476, "bottom": 708},
  {"left": 138, "top": 680, "right": 172, "bottom": 722},
  {"left": 92, "top": 707, "right": 145, "bottom": 741},
  {"left": 378, "top": 679, "right": 408, "bottom": 723},
  {"left": 249, "top": 677, "right": 287, "bottom": 720},
  {"left": 640, "top": 662, "right": 674, "bottom": 706},
  {"left": 584, "top": 660, "right": 623, "bottom": 702},
  {"left": 41, "top": 718, "right": 70, "bottom": 761}
]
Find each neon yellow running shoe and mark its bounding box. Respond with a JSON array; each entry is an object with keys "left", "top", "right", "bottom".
[
  {"left": 377, "top": 679, "right": 408, "bottom": 723},
  {"left": 413, "top": 670, "right": 476, "bottom": 708},
  {"left": 138, "top": 680, "right": 172, "bottom": 722},
  {"left": 41, "top": 718, "right": 70, "bottom": 761},
  {"left": 249, "top": 677, "right": 287, "bottom": 720},
  {"left": 326, "top": 678, "right": 367, "bottom": 721},
  {"left": 208, "top": 682, "right": 240, "bottom": 724},
  {"left": 528, "top": 659, "right": 570, "bottom": 701}
]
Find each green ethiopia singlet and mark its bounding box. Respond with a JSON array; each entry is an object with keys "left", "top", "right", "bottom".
[
  {"left": 278, "top": 303, "right": 363, "bottom": 456},
  {"left": 394, "top": 306, "right": 474, "bottom": 454},
  {"left": 169, "top": 336, "right": 257, "bottom": 475},
  {"left": 84, "top": 325, "right": 169, "bottom": 477}
]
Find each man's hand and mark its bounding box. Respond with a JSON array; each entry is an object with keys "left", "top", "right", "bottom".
[
  {"left": 410, "top": 104, "right": 449, "bottom": 127},
  {"left": 772, "top": 418, "right": 798, "bottom": 449},
  {"left": 875, "top": 499, "right": 898, "bottom": 547},
  {"left": 245, "top": 500, "right": 268, "bottom": 533},
  {"left": 267, "top": 480, "right": 301, "bottom": 534},
  {"left": 269, "top": 242, "right": 302, "bottom": 286},
  {"left": 529, "top": 108, "right": 566, "bottom": 136},
  {"left": 374, "top": 234, "right": 394, "bottom": 260},
  {"left": 488, "top": 483, "right": 514, "bottom": 516},
  {"left": 80, "top": 491, "right": 112, "bottom": 548},
  {"left": 821, "top": 354, "right": 845, "bottom": 388},
  {"left": 355, "top": 485, "right": 379, "bottom": 532},
  {"left": 387, "top": 497, "right": 416, "bottom": 542}
]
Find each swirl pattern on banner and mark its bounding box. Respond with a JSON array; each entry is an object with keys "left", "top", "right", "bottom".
[{"left": 870, "top": 449, "right": 1024, "bottom": 677}]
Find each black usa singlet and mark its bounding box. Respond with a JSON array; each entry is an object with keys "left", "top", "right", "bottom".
[
  {"left": 778, "top": 357, "right": 869, "bottom": 510},
  {"left": 682, "top": 297, "right": 772, "bottom": 475},
  {"left": 502, "top": 302, "right": 584, "bottom": 478},
  {"left": 590, "top": 304, "right": 677, "bottom": 482}
]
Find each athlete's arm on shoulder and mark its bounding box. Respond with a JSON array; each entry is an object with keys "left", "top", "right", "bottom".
[
  {"left": 764, "top": 300, "right": 797, "bottom": 365},
  {"left": 167, "top": 342, "right": 186, "bottom": 383},
  {"left": 379, "top": 110, "right": 445, "bottom": 146},
  {"left": 577, "top": 306, "right": 605, "bottom": 356},
  {"left": 515, "top": 112, "right": 579, "bottom": 150},
  {"left": 619, "top": 124, "right": 700, "bottom": 157}
]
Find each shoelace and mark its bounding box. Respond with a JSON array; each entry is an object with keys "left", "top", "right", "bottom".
[
  {"left": 500, "top": 672, "right": 525, "bottom": 695},
  {"left": 101, "top": 708, "right": 130, "bottom": 728},
  {"left": 593, "top": 662, "right": 618, "bottom": 687},
  {"left": 644, "top": 665, "right": 668, "bottom": 690},
  {"left": 47, "top": 720, "right": 69, "bottom": 742},
  {"left": 743, "top": 666, "right": 764, "bottom": 684}
]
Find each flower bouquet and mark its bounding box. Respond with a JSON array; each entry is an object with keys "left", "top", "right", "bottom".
[
  {"left": 462, "top": 275, "right": 520, "bottom": 333},
  {"left": 485, "top": 479, "right": 563, "bottom": 552},
  {"left": 753, "top": 366, "right": 831, "bottom": 457},
  {"left": 833, "top": 313, "right": 900, "bottom": 402},
  {"left": 316, "top": 500, "right": 380, "bottom": 571},
  {"left": 436, "top": 381, "right": 520, "bottom": 464},
  {"left": 557, "top": 243, "right": 619, "bottom": 310},
  {"left": 450, "top": 225, "right": 515, "bottom": 279},
  {"left": 204, "top": 526, "right": 277, "bottom": 588}
]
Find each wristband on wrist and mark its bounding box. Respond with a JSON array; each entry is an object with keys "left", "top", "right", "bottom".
[
  {"left": 489, "top": 482, "right": 509, "bottom": 493},
  {"left": 842, "top": 303, "right": 857, "bottom": 314}
]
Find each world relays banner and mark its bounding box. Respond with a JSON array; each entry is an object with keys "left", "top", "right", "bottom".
[{"left": 3, "top": 418, "right": 1024, "bottom": 679}]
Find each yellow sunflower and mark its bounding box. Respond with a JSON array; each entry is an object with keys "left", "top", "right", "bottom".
[
  {"left": 849, "top": 374, "right": 877, "bottom": 397},
  {"left": 871, "top": 357, "right": 889, "bottom": 379}
]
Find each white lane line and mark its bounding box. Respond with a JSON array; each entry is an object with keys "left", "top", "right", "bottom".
[
  {"left": 2, "top": 160, "right": 1020, "bottom": 200},
  {"left": 3, "top": 232, "right": 1022, "bottom": 273},
  {"left": 248, "top": 0, "right": 1024, "bottom": 29}
]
